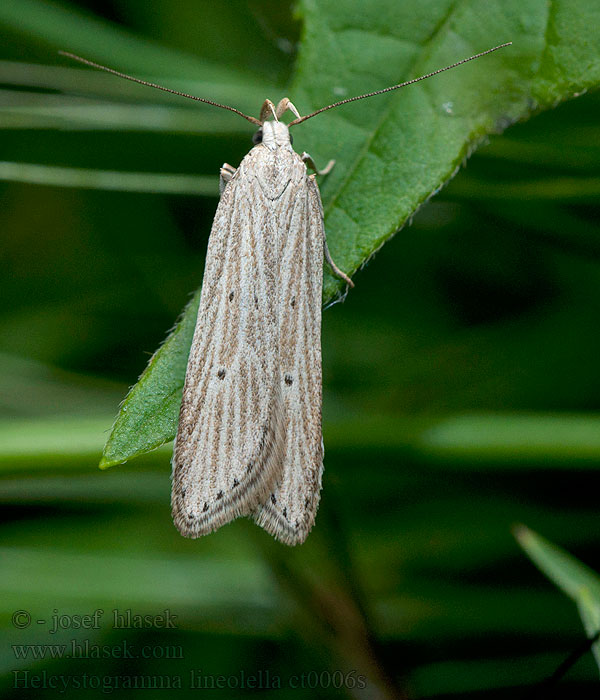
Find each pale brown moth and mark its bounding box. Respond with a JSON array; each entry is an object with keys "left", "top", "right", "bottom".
[{"left": 61, "top": 42, "right": 510, "bottom": 545}]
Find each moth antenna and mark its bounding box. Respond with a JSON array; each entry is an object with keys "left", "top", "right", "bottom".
[
  {"left": 58, "top": 51, "right": 262, "bottom": 125},
  {"left": 288, "top": 42, "right": 512, "bottom": 126}
]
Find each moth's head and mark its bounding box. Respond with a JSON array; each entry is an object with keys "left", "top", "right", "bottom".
[
  {"left": 254, "top": 121, "right": 293, "bottom": 150},
  {"left": 252, "top": 98, "right": 300, "bottom": 150}
]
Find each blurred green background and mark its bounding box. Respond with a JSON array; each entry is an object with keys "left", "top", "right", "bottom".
[{"left": 1, "top": 0, "right": 600, "bottom": 698}]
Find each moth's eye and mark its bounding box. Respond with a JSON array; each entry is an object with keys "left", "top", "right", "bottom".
[
  {"left": 252, "top": 129, "right": 263, "bottom": 145},
  {"left": 289, "top": 132, "right": 294, "bottom": 145}
]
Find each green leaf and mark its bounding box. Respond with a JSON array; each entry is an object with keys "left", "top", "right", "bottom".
[
  {"left": 0, "top": 0, "right": 266, "bottom": 86},
  {"left": 0, "top": 161, "right": 217, "bottom": 195},
  {"left": 0, "top": 546, "right": 276, "bottom": 612},
  {"left": 0, "top": 85, "right": 253, "bottom": 134},
  {"left": 417, "top": 413, "right": 600, "bottom": 467},
  {"left": 100, "top": 291, "right": 200, "bottom": 467},
  {"left": 515, "top": 525, "right": 600, "bottom": 673},
  {"left": 102, "top": 0, "right": 600, "bottom": 466}
]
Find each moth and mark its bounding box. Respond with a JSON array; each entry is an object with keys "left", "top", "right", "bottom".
[{"left": 61, "top": 43, "right": 510, "bottom": 545}]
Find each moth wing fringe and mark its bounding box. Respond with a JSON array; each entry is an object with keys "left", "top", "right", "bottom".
[{"left": 172, "top": 383, "right": 286, "bottom": 538}]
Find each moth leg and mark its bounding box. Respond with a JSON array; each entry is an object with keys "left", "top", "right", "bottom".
[
  {"left": 324, "top": 237, "right": 354, "bottom": 288},
  {"left": 219, "top": 163, "right": 237, "bottom": 195},
  {"left": 302, "top": 152, "right": 335, "bottom": 176}
]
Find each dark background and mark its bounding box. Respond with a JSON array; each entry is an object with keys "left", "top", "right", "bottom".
[{"left": 1, "top": 1, "right": 600, "bottom": 698}]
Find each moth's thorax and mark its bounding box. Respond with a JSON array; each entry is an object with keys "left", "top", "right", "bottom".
[{"left": 261, "top": 120, "right": 292, "bottom": 151}]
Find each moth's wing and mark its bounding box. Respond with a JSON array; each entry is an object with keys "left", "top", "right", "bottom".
[
  {"left": 172, "top": 152, "right": 286, "bottom": 538},
  {"left": 253, "top": 172, "right": 324, "bottom": 546}
]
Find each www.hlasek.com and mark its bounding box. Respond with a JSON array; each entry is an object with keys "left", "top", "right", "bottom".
[
  {"left": 12, "top": 639, "right": 183, "bottom": 661},
  {"left": 13, "top": 669, "right": 368, "bottom": 693}
]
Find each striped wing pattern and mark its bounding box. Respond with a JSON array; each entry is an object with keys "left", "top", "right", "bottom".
[
  {"left": 172, "top": 145, "right": 323, "bottom": 543},
  {"left": 253, "top": 175, "right": 324, "bottom": 545}
]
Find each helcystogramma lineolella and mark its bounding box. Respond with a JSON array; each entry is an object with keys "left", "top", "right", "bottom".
[{"left": 61, "top": 43, "right": 510, "bottom": 544}]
